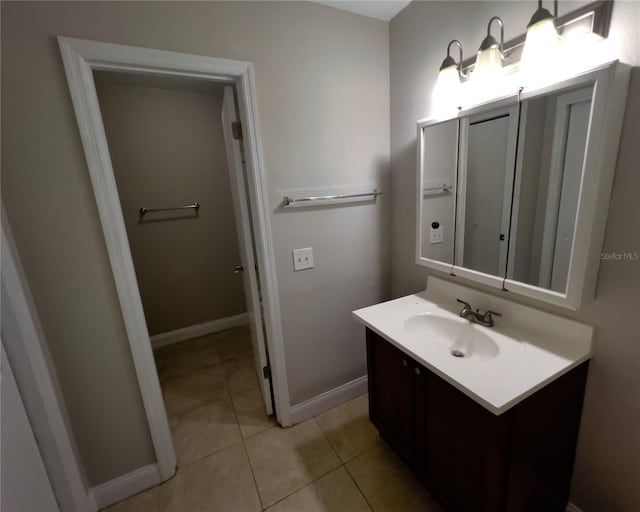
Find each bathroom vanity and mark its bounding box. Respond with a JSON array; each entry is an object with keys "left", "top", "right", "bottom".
[
  {"left": 354, "top": 277, "right": 593, "bottom": 512},
  {"left": 352, "top": 60, "right": 629, "bottom": 512}
]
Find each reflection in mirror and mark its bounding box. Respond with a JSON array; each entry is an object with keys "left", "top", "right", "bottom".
[
  {"left": 455, "top": 106, "right": 518, "bottom": 277},
  {"left": 419, "top": 119, "right": 458, "bottom": 264},
  {"left": 507, "top": 85, "right": 594, "bottom": 293}
]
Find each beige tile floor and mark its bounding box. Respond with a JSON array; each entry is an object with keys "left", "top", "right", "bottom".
[{"left": 105, "top": 326, "right": 442, "bottom": 512}]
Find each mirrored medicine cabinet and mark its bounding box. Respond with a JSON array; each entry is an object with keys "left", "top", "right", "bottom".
[{"left": 416, "top": 61, "right": 630, "bottom": 309}]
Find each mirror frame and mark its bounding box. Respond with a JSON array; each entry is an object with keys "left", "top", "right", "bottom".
[
  {"left": 416, "top": 60, "right": 630, "bottom": 310},
  {"left": 415, "top": 116, "right": 460, "bottom": 274}
]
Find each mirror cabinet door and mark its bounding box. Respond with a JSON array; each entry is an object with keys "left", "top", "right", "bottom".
[
  {"left": 455, "top": 106, "right": 519, "bottom": 279},
  {"left": 418, "top": 119, "right": 459, "bottom": 266},
  {"left": 506, "top": 85, "right": 594, "bottom": 294}
]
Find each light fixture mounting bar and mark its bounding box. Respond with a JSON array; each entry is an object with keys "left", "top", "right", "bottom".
[{"left": 459, "top": 0, "right": 613, "bottom": 74}]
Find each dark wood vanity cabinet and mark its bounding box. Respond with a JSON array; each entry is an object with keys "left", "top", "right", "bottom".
[
  {"left": 366, "top": 328, "right": 588, "bottom": 512},
  {"left": 366, "top": 328, "right": 415, "bottom": 466}
]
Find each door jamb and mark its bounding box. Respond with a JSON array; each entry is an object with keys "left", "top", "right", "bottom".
[
  {"left": 57, "top": 36, "right": 292, "bottom": 481},
  {"left": 2, "top": 214, "right": 96, "bottom": 511}
]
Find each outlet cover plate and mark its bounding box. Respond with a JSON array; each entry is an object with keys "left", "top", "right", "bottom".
[
  {"left": 430, "top": 225, "right": 443, "bottom": 244},
  {"left": 293, "top": 247, "right": 314, "bottom": 271}
]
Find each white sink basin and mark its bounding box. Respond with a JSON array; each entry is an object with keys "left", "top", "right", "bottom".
[
  {"left": 353, "top": 277, "right": 593, "bottom": 414},
  {"left": 404, "top": 313, "right": 499, "bottom": 361}
]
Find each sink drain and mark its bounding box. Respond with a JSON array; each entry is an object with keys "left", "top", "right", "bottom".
[{"left": 451, "top": 349, "right": 465, "bottom": 358}]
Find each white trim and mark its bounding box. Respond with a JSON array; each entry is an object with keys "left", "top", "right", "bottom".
[
  {"left": 235, "top": 64, "right": 292, "bottom": 425},
  {"left": 90, "top": 464, "right": 161, "bottom": 510},
  {"left": 566, "top": 502, "right": 583, "bottom": 512},
  {"left": 418, "top": 62, "right": 630, "bottom": 310},
  {"left": 150, "top": 314, "right": 249, "bottom": 349},
  {"left": 539, "top": 87, "right": 594, "bottom": 290},
  {"left": 504, "top": 62, "right": 630, "bottom": 309},
  {"left": 415, "top": 117, "right": 458, "bottom": 274},
  {"left": 57, "top": 36, "right": 292, "bottom": 489},
  {"left": 221, "top": 85, "right": 273, "bottom": 415},
  {"left": 289, "top": 376, "right": 368, "bottom": 424},
  {"left": 454, "top": 105, "right": 518, "bottom": 277},
  {"left": 1, "top": 215, "right": 96, "bottom": 512}
]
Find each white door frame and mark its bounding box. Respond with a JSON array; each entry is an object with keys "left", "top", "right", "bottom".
[
  {"left": 454, "top": 105, "right": 518, "bottom": 280},
  {"left": 57, "top": 37, "right": 291, "bottom": 481},
  {"left": 1, "top": 215, "right": 95, "bottom": 512},
  {"left": 538, "top": 86, "right": 593, "bottom": 290}
]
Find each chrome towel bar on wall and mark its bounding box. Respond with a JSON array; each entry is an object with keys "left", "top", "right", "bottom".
[
  {"left": 139, "top": 202, "right": 200, "bottom": 216},
  {"left": 282, "top": 189, "right": 382, "bottom": 208}
]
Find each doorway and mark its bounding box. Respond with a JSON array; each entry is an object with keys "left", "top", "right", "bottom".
[
  {"left": 58, "top": 37, "right": 291, "bottom": 483},
  {"left": 93, "top": 70, "right": 276, "bottom": 466}
]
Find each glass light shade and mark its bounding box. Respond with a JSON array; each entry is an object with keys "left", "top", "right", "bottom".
[
  {"left": 520, "top": 17, "right": 560, "bottom": 86},
  {"left": 432, "top": 64, "right": 461, "bottom": 114},
  {"left": 473, "top": 46, "right": 503, "bottom": 82},
  {"left": 467, "top": 46, "right": 503, "bottom": 104}
]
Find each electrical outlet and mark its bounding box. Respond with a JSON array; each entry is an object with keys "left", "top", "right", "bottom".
[
  {"left": 292, "top": 247, "right": 314, "bottom": 271},
  {"left": 430, "top": 222, "right": 443, "bottom": 244}
]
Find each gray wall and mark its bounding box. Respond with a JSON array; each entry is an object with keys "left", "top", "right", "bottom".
[
  {"left": 390, "top": 1, "right": 640, "bottom": 510},
  {"left": 94, "top": 74, "right": 246, "bottom": 336},
  {"left": 1, "top": 1, "right": 389, "bottom": 485}
]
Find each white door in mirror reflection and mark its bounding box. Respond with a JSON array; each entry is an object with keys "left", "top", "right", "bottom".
[
  {"left": 508, "top": 86, "right": 593, "bottom": 294},
  {"left": 456, "top": 107, "right": 518, "bottom": 276}
]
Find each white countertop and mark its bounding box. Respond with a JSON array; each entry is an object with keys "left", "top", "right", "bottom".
[{"left": 353, "top": 277, "right": 593, "bottom": 415}]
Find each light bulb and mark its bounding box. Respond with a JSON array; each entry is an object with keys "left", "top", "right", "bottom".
[
  {"left": 521, "top": 13, "right": 560, "bottom": 87},
  {"left": 432, "top": 63, "right": 461, "bottom": 115},
  {"left": 474, "top": 45, "right": 503, "bottom": 81},
  {"left": 469, "top": 41, "right": 503, "bottom": 104}
]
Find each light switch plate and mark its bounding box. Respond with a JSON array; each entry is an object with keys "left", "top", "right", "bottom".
[{"left": 293, "top": 247, "right": 314, "bottom": 271}]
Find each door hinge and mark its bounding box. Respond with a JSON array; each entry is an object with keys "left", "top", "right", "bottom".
[
  {"left": 232, "top": 121, "right": 243, "bottom": 140},
  {"left": 262, "top": 366, "right": 271, "bottom": 379}
]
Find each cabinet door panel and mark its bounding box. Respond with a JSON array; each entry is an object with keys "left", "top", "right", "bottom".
[
  {"left": 366, "top": 329, "right": 415, "bottom": 467},
  {"left": 425, "top": 372, "right": 511, "bottom": 512},
  {"left": 414, "top": 362, "right": 428, "bottom": 480},
  {"left": 506, "top": 363, "right": 588, "bottom": 512}
]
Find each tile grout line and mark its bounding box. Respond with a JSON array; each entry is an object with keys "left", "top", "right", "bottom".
[
  {"left": 166, "top": 390, "right": 231, "bottom": 420},
  {"left": 252, "top": 417, "right": 344, "bottom": 510},
  {"left": 176, "top": 439, "right": 245, "bottom": 472},
  {"left": 261, "top": 436, "right": 381, "bottom": 512},
  {"left": 312, "top": 416, "right": 342, "bottom": 462},
  {"left": 344, "top": 458, "right": 376, "bottom": 512},
  {"left": 228, "top": 373, "right": 267, "bottom": 511},
  {"left": 162, "top": 331, "right": 257, "bottom": 474},
  {"left": 239, "top": 437, "right": 266, "bottom": 511},
  {"left": 260, "top": 462, "right": 346, "bottom": 511},
  {"left": 309, "top": 399, "right": 379, "bottom": 509}
]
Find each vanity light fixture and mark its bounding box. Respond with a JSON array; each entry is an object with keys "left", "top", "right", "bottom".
[
  {"left": 432, "top": 39, "right": 465, "bottom": 111},
  {"left": 430, "top": 1, "right": 612, "bottom": 111},
  {"left": 521, "top": 0, "right": 560, "bottom": 82},
  {"left": 473, "top": 17, "right": 505, "bottom": 82}
]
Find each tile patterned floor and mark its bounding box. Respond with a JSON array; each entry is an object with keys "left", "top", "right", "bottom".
[{"left": 104, "top": 326, "right": 442, "bottom": 512}]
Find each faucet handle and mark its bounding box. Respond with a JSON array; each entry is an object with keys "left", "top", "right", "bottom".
[
  {"left": 483, "top": 310, "right": 501, "bottom": 321},
  {"left": 456, "top": 298, "right": 471, "bottom": 310}
]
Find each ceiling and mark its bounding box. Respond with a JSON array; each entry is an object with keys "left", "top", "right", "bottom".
[{"left": 312, "top": 1, "right": 411, "bottom": 21}]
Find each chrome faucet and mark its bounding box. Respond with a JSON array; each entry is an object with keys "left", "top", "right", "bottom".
[{"left": 456, "top": 299, "right": 501, "bottom": 327}]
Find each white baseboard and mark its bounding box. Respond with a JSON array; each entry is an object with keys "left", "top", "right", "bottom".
[
  {"left": 566, "top": 503, "right": 583, "bottom": 512},
  {"left": 90, "top": 463, "right": 161, "bottom": 510},
  {"left": 150, "top": 313, "right": 249, "bottom": 349},
  {"left": 289, "top": 375, "right": 368, "bottom": 424}
]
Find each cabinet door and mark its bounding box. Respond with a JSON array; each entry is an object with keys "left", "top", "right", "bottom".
[
  {"left": 506, "top": 363, "right": 588, "bottom": 512},
  {"left": 366, "top": 329, "right": 415, "bottom": 467},
  {"left": 414, "top": 362, "right": 428, "bottom": 480},
  {"left": 425, "top": 371, "right": 512, "bottom": 512}
]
